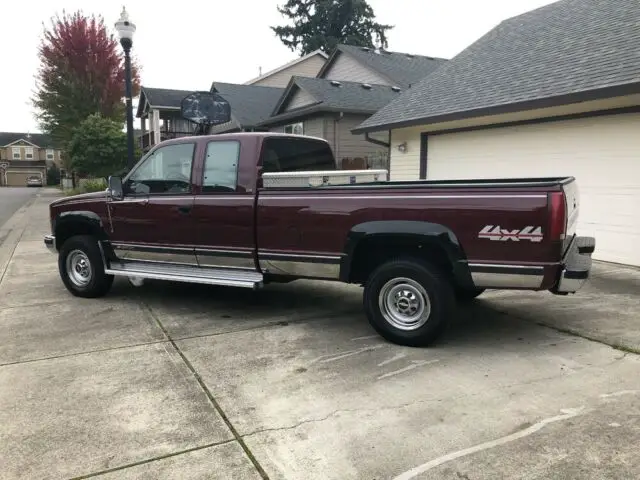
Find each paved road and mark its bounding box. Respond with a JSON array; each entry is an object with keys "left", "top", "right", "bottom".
[{"left": 0, "top": 187, "right": 38, "bottom": 231}]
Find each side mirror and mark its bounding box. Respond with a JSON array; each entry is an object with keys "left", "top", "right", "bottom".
[{"left": 108, "top": 176, "right": 124, "bottom": 200}]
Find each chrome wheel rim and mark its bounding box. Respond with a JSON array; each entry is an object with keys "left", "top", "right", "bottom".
[
  {"left": 378, "top": 277, "right": 431, "bottom": 331},
  {"left": 66, "top": 250, "right": 93, "bottom": 287}
]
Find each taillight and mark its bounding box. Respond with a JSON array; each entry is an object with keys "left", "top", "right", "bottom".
[{"left": 549, "top": 191, "right": 567, "bottom": 241}]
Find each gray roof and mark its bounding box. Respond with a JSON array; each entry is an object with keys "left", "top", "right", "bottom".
[
  {"left": 136, "top": 87, "right": 198, "bottom": 117},
  {"left": 354, "top": 0, "right": 640, "bottom": 133},
  {"left": 261, "top": 76, "right": 403, "bottom": 125},
  {"left": 320, "top": 44, "right": 448, "bottom": 89},
  {"left": 0, "top": 132, "right": 56, "bottom": 148},
  {"left": 210, "top": 82, "right": 284, "bottom": 127}
]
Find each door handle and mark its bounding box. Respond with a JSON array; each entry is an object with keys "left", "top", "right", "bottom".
[{"left": 177, "top": 205, "right": 192, "bottom": 214}]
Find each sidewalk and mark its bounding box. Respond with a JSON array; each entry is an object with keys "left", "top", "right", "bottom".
[{"left": 1, "top": 190, "right": 639, "bottom": 480}]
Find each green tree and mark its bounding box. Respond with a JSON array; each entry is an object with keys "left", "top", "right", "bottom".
[
  {"left": 271, "top": 0, "right": 393, "bottom": 56},
  {"left": 32, "top": 10, "right": 141, "bottom": 168},
  {"left": 69, "top": 113, "right": 135, "bottom": 179}
]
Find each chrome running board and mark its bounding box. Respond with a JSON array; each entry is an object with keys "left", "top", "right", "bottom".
[{"left": 105, "top": 260, "right": 263, "bottom": 289}]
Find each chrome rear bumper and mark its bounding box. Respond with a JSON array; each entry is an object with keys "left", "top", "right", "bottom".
[
  {"left": 44, "top": 234, "right": 56, "bottom": 253},
  {"left": 553, "top": 236, "right": 595, "bottom": 294}
]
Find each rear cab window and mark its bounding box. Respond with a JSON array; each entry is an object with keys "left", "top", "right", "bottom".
[
  {"left": 202, "top": 140, "right": 240, "bottom": 193},
  {"left": 260, "top": 137, "right": 336, "bottom": 173}
]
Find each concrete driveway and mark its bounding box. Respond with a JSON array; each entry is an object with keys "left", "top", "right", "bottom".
[
  {"left": 0, "top": 187, "right": 39, "bottom": 231},
  {"left": 1, "top": 190, "right": 639, "bottom": 480}
]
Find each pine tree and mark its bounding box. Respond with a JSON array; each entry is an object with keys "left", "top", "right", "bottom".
[{"left": 271, "top": 0, "right": 393, "bottom": 56}]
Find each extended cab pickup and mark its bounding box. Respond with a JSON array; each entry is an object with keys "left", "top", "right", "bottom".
[{"left": 44, "top": 132, "right": 596, "bottom": 347}]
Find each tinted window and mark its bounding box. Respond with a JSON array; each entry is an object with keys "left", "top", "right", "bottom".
[
  {"left": 127, "top": 143, "right": 195, "bottom": 195},
  {"left": 261, "top": 137, "right": 336, "bottom": 173},
  {"left": 202, "top": 141, "right": 239, "bottom": 193}
]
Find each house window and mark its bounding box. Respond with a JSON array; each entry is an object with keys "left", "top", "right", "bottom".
[
  {"left": 25, "top": 147, "right": 34, "bottom": 159},
  {"left": 46, "top": 149, "right": 55, "bottom": 160},
  {"left": 284, "top": 122, "right": 304, "bottom": 135},
  {"left": 12, "top": 147, "right": 21, "bottom": 159}
]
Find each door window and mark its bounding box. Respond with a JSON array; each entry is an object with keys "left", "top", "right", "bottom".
[
  {"left": 202, "top": 140, "right": 240, "bottom": 193},
  {"left": 126, "top": 142, "right": 195, "bottom": 195}
]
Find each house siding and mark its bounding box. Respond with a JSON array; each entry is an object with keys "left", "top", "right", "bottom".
[
  {"left": 284, "top": 89, "right": 317, "bottom": 111},
  {"left": 250, "top": 55, "right": 326, "bottom": 88},
  {"left": 388, "top": 126, "right": 422, "bottom": 180},
  {"left": 322, "top": 52, "right": 391, "bottom": 85}
]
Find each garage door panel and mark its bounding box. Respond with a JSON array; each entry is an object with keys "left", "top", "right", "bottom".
[{"left": 427, "top": 112, "right": 640, "bottom": 266}]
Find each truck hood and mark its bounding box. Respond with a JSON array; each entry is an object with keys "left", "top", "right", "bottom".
[{"left": 50, "top": 190, "right": 108, "bottom": 207}]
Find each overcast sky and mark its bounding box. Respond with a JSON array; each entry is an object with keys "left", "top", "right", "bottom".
[{"left": 3, "top": 0, "right": 557, "bottom": 133}]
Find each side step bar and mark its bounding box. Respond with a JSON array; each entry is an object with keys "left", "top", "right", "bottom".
[{"left": 105, "top": 260, "right": 264, "bottom": 289}]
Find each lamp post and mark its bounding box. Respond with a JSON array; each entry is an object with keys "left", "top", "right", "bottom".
[{"left": 115, "top": 7, "right": 136, "bottom": 170}]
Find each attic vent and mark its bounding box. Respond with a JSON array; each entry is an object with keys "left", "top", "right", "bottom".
[
  {"left": 361, "top": 83, "right": 372, "bottom": 90},
  {"left": 330, "top": 80, "right": 342, "bottom": 87},
  {"left": 361, "top": 47, "right": 370, "bottom": 52},
  {"left": 391, "top": 86, "right": 401, "bottom": 92},
  {"left": 405, "top": 54, "right": 414, "bottom": 59}
]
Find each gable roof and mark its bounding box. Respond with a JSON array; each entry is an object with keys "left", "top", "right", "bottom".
[
  {"left": 0, "top": 132, "right": 56, "bottom": 148},
  {"left": 135, "top": 86, "right": 199, "bottom": 117},
  {"left": 210, "top": 82, "right": 285, "bottom": 128},
  {"left": 244, "top": 49, "right": 328, "bottom": 85},
  {"left": 318, "top": 44, "right": 448, "bottom": 89},
  {"left": 354, "top": 0, "right": 640, "bottom": 133},
  {"left": 259, "top": 76, "right": 403, "bottom": 126}
]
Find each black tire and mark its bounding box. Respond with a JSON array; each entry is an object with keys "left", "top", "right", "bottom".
[
  {"left": 363, "top": 257, "right": 455, "bottom": 347},
  {"left": 58, "top": 235, "right": 114, "bottom": 298},
  {"left": 454, "top": 287, "right": 485, "bottom": 303}
]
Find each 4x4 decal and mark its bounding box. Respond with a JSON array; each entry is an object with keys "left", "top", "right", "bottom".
[{"left": 479, "top": 225, "right": 544, "bottom": 242}]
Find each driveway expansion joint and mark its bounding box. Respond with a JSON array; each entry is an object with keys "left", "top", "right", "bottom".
[
  {"left": 140, "top": 300, "right": 271, "bottom": 480},
  {"left": 66, "top": 439, "right": 236, "bottom": 480}
]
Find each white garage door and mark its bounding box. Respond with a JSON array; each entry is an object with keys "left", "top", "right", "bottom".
[{"left": 427, "top": 112, "right": 640, "bottom": 267}]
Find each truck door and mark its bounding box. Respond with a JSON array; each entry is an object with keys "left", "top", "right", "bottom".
[
  {"left": 190, "top": 139, "right": 256, "bottom": 270},
  {"left": 107, "top": 141, "right": 198, "bottom": 265}
]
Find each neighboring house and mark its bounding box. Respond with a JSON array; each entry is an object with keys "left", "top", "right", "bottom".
[
  {"left": 136, "top": 87, "right": 200, "bottom": 152},
  {"left": 317, "top": 44, "right": 447, "bottom": 89},
  {"left": 353, "top": 0, "right": 640, "bottom": 267},
  {"left": 258, "top": 76, "right": 403, "bottom": 168},
  {"left": 208, "top": 82, "right": 285, "bottom": 134},
  {"left": 0, "top": 132, "right": 62, "bottom": 187},
  {"left": 211, "top": 44, "right": 447, "bottom": 168},
  {"left": 244, "top": 49, "right": 328, "bottom": 88}
]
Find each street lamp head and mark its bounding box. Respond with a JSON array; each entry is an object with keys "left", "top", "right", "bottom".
[{"left": 115, "top": 6, "right": 136, "bottom": 45}]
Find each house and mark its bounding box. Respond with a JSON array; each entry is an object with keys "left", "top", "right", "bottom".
[
  {"left": 353, "top": 0, "right": 640, "bottom": 267},
  {"left": 317, "top": 44, "right": 446, "bottom": 89},
  {"left": 135, "top": 87, "right": 200, "bottom": 152},
  {"left": 257, "top": 76, "right": 403, "bottom": 168},
  {"left": 243, "top": 49, "right": 328, "bottom": 88},
  {"left": 211, "top": 44, "right": 447, "bottom": 168},
  {"left": 0, "top": 132, "right": 62, "bottom": 187},
  {"left": 208, "top": 82, "right": 285, "bottom": 134}
]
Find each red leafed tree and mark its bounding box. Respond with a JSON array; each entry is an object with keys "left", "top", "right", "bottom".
[{"left": 32, "top": 10, "right": 141, "bottom": 157}]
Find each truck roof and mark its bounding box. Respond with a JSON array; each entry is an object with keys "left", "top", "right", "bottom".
[{"left": 154, "top": 131, "right": 331, "bottom": 147}]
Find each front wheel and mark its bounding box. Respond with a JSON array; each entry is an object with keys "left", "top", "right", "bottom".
[
  {"left": 58, "top": 235, "right": 114, "bottom": 298},
  {"left": 363, "top": 257, "right": 455, "bottom": 347}
]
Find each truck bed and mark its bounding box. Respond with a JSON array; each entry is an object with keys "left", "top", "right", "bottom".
[{"left": 261, "top": 175, "right": 576, "bottom": 191}]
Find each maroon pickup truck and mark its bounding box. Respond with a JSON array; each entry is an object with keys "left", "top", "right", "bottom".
[{"left": 44, "top": 132, "right": 595, "bottom": 347}]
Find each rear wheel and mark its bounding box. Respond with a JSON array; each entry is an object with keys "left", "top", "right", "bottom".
[
  {"left": 363, "top": 257, "right": 455, "bottom": 347},
  {"left": 58, "top": 235, "right": 113, "bottom": 298}
]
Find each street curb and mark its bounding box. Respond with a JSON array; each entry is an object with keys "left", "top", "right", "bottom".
[{"left": 0, "top": 190, "right": 61, "bottom": 284}]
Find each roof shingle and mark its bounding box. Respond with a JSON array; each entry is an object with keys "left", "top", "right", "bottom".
[
  {"left": 354, "top": 0, "right": 640, "bottom": 133},
  {"left": 211, "top": 82, "right": 285, "bottom": 127}
]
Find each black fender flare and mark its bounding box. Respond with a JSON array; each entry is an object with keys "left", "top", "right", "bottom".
[
  {"left": 53, "top": 211, "right": 109, "bottom": 249},
  {"left": 340, "top": 220, "right": 473, "bottom": 287}
]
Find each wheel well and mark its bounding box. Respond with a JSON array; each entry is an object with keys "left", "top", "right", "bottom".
[
  {"left": 347, "top": 235, "right": 456, "bottom": 285},
  {"left": 55, "top": 220, "right": 101, "bottom": 250}
]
